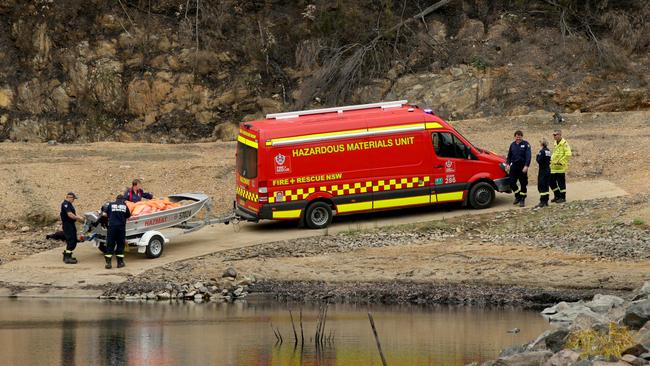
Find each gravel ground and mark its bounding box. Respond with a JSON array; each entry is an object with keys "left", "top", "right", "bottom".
[
  {"left": 198, "top": 194, "right": 650, "bottom": 262},
  {"left": 451, "top": 194, "right": 650, "bottom": 260}
]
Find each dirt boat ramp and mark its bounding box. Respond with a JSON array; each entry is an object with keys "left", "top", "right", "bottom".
[{"left": 0, "top": 179, "right": 627, "bottom": 298}]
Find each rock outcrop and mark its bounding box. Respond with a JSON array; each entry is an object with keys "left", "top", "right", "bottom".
[{"left": 0, "top": 1, "right": 649, "bottom": 142}]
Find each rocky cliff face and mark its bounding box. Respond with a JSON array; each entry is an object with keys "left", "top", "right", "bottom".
[{"left": 0, "top": 0, "right": 648, "bottom": 142}]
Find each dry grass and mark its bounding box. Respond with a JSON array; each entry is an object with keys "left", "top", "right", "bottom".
[{"left": 565, "top": 323, "right": 634, "bottom": 359}]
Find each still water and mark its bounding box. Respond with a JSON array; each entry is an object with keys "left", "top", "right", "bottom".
[{"left": 0, "top": 299, "right": 550, "bottom": 365}]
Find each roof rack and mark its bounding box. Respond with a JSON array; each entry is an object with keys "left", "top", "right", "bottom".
[{"left": 265, "top": 100, "right": 409, "bottom": 120}]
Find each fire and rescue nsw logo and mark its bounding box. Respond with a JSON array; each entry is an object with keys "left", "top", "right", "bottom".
[
  {"left": 445, "top": 160, "right": 455, "bottom": 173},
  {"left": 274, "top": 153, "right": 291, "bottom": 174}
]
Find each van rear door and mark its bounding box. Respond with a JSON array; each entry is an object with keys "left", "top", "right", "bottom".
[{"left": 236, "top": 131, "right": 260, "bottom": 213}]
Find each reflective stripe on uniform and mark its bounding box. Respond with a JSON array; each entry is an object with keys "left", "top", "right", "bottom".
[
  {"left": 116, "top": 254, "right": 125, "bottom": 258},
  {"left": 105, "top": 254, "right": 112, "bottom": 258},
  {"left": 519, "top": 192, "right": 527, "bottom": 196},
  {"left": 539, "top": 192, "right": 550, "bottom": 196}
]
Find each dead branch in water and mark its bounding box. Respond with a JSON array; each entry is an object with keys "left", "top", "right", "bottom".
[
  {"left": 299, "top": 308, "right": 305, "bottom": 347},
  {"left": 368, "top": 312, "right": 388, "bottom": 366},
  {"left": 289, "top": 310, "right": 298, "bottom": 345},
  {"left": 270, "top": 322, "right": 283, "bottom": 345}
]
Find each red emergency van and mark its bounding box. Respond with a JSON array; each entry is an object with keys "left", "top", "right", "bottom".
[{"left": 235, "top": 100, "right": 510, "bottom": 229}]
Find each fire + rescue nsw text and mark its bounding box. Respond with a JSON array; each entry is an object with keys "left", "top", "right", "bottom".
[{"left": 273, "top": 173, "right": 343, "bottom": 186}]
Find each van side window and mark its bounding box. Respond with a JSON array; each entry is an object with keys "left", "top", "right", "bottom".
[{"left": 432, "top": 132, "right": 474, "bottom": 159}]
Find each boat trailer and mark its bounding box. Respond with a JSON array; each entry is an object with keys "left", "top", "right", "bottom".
[{"left": 82, "top": 193, "right": 239, "bottom": 258}]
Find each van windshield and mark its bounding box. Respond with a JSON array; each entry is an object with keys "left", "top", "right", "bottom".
[{"left": 236, "top": 142, "right": 258, "bottom": 179}]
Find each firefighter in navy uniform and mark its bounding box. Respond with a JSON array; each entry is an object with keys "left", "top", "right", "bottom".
[
  {"left": 104, "top": 194, "right": 131, "bottom": 269},
  {"left": 535, "top": 138, "right": 552, "bottom": 208},
  {"left": 60, "top": 192, "right": 85, "bottom": 264},
  {"left": 506, "top": 130, "right": 532, "bottom": 207}
]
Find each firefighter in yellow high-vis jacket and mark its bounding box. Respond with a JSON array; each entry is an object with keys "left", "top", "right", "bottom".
[{"left": 549, "top": 129, "right": 572, "bottom": 203}]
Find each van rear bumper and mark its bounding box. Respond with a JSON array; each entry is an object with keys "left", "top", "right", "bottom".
[
  {"left": 236, "top": 202, "right": 307, "bottom": 221},
  {"left": 234, "top": 205, "right": 260, "bottom": 222},
  {"left": 494, "top": 177, "right": 512, "bottom": 193}
]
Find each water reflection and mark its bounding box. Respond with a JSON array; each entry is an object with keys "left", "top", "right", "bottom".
[
  {"left": 0, "top": 299, "right": 549, "bottom": 366},
  {"left": 99, "top": 318, "right": 128, "bottom": 366},
  {"left": 61, "top": 318, "right": 76, "bottom": 366}
]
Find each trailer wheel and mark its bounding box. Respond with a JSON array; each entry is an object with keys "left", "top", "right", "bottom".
[
  {"left": 304, "top": 202, "right": 333, "bottom": 229},
  {"left": 469, "top": 182, "right": 495, "bottom": 209},
  {"left": 145, "top": 235, "right": 164, "bottom": 259}
]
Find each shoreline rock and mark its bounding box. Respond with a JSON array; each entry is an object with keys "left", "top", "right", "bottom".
[
  {"left": 473, "top": 280, "right": 650, "bottom": 366},
  {"left": 99, "top": 270, "right": 255, "bottom": 303}
]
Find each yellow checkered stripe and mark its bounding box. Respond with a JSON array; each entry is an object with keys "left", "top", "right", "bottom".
[
  {"left": 237, "top": 186, "right": 259, "bottom": 202},
  {"left": 269, "top": 176, "right": 431, "bottom": 203}
]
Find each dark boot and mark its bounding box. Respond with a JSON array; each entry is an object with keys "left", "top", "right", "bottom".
[
  {"left": 63, "top": 252, "right": 78, "bottom": 264},
  {"left": 519, "top": 199, "right": 526, "bottom": 207},
  {"left": 513, "top": 197, "right": 521, "bottom": 205},
  {"left": 534, "top": 202, "right": 548, "bottom": 209},
  {"left": 105, "top": 256, "right": 112, "bottom": 269},
  {"left": 117, "top": 257, "right": 125, "bottom": 268}
]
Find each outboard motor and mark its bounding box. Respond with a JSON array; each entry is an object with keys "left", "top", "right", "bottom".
[{"left": 83, "top": 211, "right": 101, "bottom": 232}]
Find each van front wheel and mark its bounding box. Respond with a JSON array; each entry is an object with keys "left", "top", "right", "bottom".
[
  {"left": 469, "top": 182, "right": 495, "bottom": 209},
  {"left": 304, "top": 202, "right": 333, "bottom": 229}
]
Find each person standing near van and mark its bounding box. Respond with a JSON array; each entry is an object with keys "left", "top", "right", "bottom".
[
  {"left": 549, "top": 129, "right": 572, "bottom": 203},
  {"left": 104, "top": 194, "right": 131, "bottom": 269},
  {"left": 535, "top": 138, "right": 552, "bottom": 208},
  {"left": 506, "top": 130, "right": 531, "bottom": 207},
  {"left": 124, "top": 179, "right": 153, "bottom": 203},
  {"left": 60, "top": 192, "right": 85, "bottom": 264}
]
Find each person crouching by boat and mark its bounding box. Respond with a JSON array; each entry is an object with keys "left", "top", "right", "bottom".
[
  {"left": 124, "top": 178, "right": 153, "bottom": 203},
  {"left": 104, "top": 194, "right": 131, "bottom": 269}
]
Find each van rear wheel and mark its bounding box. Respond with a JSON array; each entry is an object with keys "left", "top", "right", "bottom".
[
  {"left": 469, "top": 182, "right": 495, "bottom": 209},
  {"left": 304, "top": 202, "right": 333, "bottom": 229}
]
